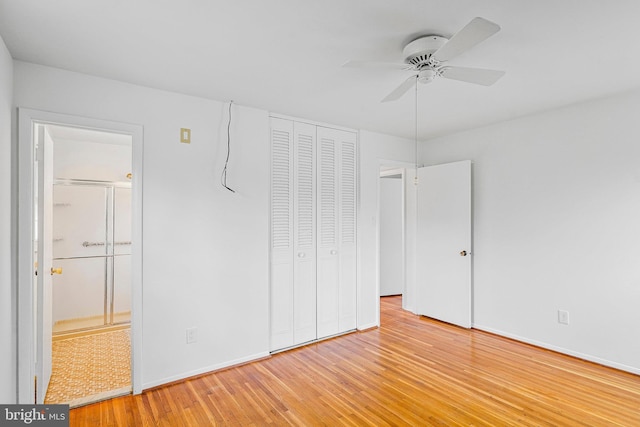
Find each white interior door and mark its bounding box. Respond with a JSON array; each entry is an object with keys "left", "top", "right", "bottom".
[
  {"left": 35, "top": 125, "right": 54, "bottom": 403},
  {"left": 416, "top": 160, "right": 472, "bottom": 328}
]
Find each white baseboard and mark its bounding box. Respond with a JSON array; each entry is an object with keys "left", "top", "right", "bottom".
[
  {"left": 142, "top": 351, "right": 270, "bottom": 391},
  {"left": 474, "top": 324, "right": 640, "bottom": 376},
  {"left": 357, "top": 322, "right": 378, "bottom": 331}
]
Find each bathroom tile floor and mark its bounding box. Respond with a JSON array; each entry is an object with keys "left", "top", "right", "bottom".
[{"left": 45, "top": 328, "right": 131, "bottom": 407}]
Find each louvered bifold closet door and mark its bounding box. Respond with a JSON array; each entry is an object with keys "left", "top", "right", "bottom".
[
  {"left": 316, "top": 127, "right": 357, "bottom": 339},
  {"left": 270, "top": 118, "right": 295, "bottom": 351},
  {"left": 292, "top": 122, "right": 317, "bottom": 345},
  {"left": 271, "top": 118, "right": 356, "bottom": 350},
  {"left": 338, "top": 132, "right": 357, "bottom": 331}
]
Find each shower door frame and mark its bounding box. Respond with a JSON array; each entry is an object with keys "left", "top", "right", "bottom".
[
  {"left": 17, "top": 108, "right": 144, "bottom": 402},
  {"left": 52, "top": 178, "right": 133, "bottom": 334}
]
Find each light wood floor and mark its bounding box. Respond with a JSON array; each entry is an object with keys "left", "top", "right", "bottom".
[{"left": 70, "top": 296, "right": 640, "bottom": 426}]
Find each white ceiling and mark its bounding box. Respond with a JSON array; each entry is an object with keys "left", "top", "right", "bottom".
[{"left": 2, "top": 0, "right": 640, "bottom": 140}]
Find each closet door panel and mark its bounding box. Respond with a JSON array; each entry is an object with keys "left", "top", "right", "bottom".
[
  {"left": 316, "top": 128, "right": 340, "bottom": 338},
  {"left": 293, "top": 122, "right": 317, "bottom": 345},
  {"left": 271, "top": 259, "right": 294, "bottom": 350},
  {"left": 339, "top": 135, "right": 358, "bottom": 331},
  {"left": 270, "top": 118, "right": 295, "bottom": 351},
  {"left": 317, "top": 255, "right": 339, "bottom": 338}
]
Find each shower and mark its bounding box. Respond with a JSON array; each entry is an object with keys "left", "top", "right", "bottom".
[{"left": 51, "top": 179, "right": 131, "bottom": 334}]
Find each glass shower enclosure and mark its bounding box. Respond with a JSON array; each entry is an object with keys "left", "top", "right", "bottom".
[{"left": 51, "top": 179, "right": 131, "bottom": 334}]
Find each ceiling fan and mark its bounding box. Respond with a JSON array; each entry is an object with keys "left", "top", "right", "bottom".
[{"left": 344, "top": 17, "right": 505, "bottom": 102}]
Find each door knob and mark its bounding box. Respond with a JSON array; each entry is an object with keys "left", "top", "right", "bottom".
[
  {"left": 50, "top": 267, "right": 63, "bottom": 275},
  {"left": 459, "top": 250, "right": 467, "bottom": 257},
  {"left": 330, "top": 250, "right": 337, "bottom": 255},
  {"left": 297, "top": 252, "right": 305, "bottom": 258}
]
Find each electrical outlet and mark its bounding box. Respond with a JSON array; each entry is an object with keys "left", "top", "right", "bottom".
[
  {"left": 558, "top": 310, "right": 570, "bottom": 325},
  {"left": 186, "top": 327, "right": 198, "bottom": 344}
]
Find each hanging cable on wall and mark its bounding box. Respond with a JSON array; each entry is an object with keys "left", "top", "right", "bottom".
[{"left": 221, "top": 100, "right": 236, "bottom": 193}]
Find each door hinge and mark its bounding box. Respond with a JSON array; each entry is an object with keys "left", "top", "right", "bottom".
[{"left": 34, "top": 375, "right": 37, "bottom": 403}]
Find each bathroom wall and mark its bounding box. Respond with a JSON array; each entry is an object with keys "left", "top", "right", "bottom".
[{"left": 53, "top": 132, "right": 132, "bottom": 183}]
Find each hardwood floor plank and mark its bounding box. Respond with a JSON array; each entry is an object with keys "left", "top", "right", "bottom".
[{"left": 70, "top": 296, "right": 640, "bottom": 425}]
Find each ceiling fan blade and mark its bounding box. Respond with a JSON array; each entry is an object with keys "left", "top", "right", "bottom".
[
  {"left": 382, "top": 76, "right": 417, "bottom": 102},
  {"left": 343, "top": 60, "right": 409, "bottom": 70},
  {"left": 440, "top": 66, "right": 505, "bottom": 86},
  {"left": 432, "top": 17, "right": 501, "bottom": 62}
]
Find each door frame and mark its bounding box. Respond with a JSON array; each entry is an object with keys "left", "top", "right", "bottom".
[
  {"left": 378, "top": 168, "right": 406, "bottom": 298},
  {"left": 17, "top": 108, "right": 144, "bottom": 402},
  {"left": 375, "top": 160, "right": 415, "bottom": 326}
]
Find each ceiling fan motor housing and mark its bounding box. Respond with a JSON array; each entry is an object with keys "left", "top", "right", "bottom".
[{"left": 403, "top": 35, "right": 448, "bottom": 67}]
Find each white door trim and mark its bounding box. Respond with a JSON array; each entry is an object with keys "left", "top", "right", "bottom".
[
  {"left": 375, "top": 159, "right": 415, "bottom": 327},
  {"left": 378, "top": 169, "right": 405, "bottom": 298},
  {"left": 17, "top": 108, "right": 144, "bottom": 402}
]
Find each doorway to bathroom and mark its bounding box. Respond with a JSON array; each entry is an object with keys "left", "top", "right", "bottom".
[
  {"left": 18, "top": 109, "right": 143, "bottom": 405},
  {"left": 41, "top": 124, "right": 133, "bottom": 406},
  {"left": 20, "top": 119, "right": 137, "bottom": 410}
]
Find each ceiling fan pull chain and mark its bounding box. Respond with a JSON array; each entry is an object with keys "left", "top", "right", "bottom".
[{"left": 414, "top": 74, "right": 419, "bottom": 186}]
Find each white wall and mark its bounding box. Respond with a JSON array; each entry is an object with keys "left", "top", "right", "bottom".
[
  {"left": 54, "top": 138, "right": 132, "bottom": 183},
  {"left": 0, "top": 34, "right": 15, "bottom": 403},
  {"left": 358, "top": 130, "right": 414, "bottom": 328},
  {"left": 12, "top": 61, "right": 409, "bottom": 391},
  {"left": 421, "top": 90, "right": 640, "bottom": 373},
  {"left": 379, "top": 176, "right": 403, "bottom": 296},
  {"left": 13, "top": 61, "right": 271, "bottom": 388}
]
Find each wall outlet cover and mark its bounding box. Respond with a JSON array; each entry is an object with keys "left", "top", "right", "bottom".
[
  {"left": 558, "top": 310, "right": 570, "bottom": 325},
  {"left": 186, "top": 327, "right": 198, "bottom": 343}
]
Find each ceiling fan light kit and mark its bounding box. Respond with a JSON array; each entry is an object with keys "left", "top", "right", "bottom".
[
  {"left": 344, "top": 17, "right": 506, "bottom": 102},
  {"left": 417, "top": 69, "right": 436, "bottom": 84}
]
